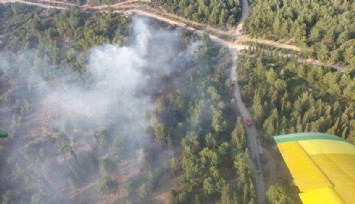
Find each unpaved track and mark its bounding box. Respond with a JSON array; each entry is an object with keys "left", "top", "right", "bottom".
[
  {"left": 3, "top": 0, "right": 67, "bottom": 9},
  {"left": 237, "top": 35, "right": 302, "bottom": 52},
  {"left": 89, "top": 2, "right": 235, "bottom": 37},
  {"left": 230, "top": 1, "right": 266, "bottom": 203},
  {"left": 2, "top": 0, "right": 345, "bottom": 72},
  {"left": 1, "top": 0, "right": 339, "bottom": 59},
  {"left": 262, "top": 146, "right": 277, "bottom": 188}
]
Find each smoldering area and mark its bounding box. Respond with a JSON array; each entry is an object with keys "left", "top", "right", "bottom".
[{"left": 0, "top": 16, "right": 201, "bottom": 203}]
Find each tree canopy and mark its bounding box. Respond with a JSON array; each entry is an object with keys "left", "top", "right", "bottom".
[
  {"left": 238, "top": 46, "right": 355, "bottom": 144},
  {"left": 244, "top": 0, "right": 355, "bottom": 66},
  {"left": 153, "top": 0, "right": 242, "bottom": 29}
]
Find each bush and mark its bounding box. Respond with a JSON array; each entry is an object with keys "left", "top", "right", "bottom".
[{"left": 97, "top": 175, "right": 118, "bottom": 196}]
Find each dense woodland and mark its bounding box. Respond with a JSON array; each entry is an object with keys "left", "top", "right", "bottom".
[
  {"left": 0, "top": 4, "right": 255, "bottom": 204},
  {"left": 1, "top": 2, "right": 354, "bottom": 204},
  {"left": 237, "top": 46, "right": 355, "bottom": 203},
  {"left": 151, "top": 38, "right": 255, "bottom": 203},
  {"left": 152, "top": 0, "right": 242, "bottom": 29},
  {"left": 237, "top": 46, "right": 355, "bottom": 144},
  {"left": 244, "top": 0, "right": 355, "bottom": 66},
  {"left": 0, "top": 4, "right": 129, "bottom": 73}
]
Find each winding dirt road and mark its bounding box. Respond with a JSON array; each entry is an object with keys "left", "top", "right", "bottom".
[
  {"left": 2, "top": 0, "right": 345, "bottom": 72},
  {"left": 229, "top": 1, "right": 266, "bottom": 203}
]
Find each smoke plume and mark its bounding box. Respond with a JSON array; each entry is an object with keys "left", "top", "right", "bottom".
[{"left": 0, "top": 16, "right": 201, "bottom": 203}]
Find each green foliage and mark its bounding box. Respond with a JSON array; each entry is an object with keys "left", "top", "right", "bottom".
[
  {"left": 238, "top": 47, "right": 355, "bottom": 143},
  {"left": 177, "top": 191, "right": 188, "bottom": 203},
  {"left": 149, "top": 36, "right": 252, "bottom": 202},
  {"left": 267, "top": 184, "right": 296, "bottom": 204},
  {"left": 245, "top": 0, "right": 355, "bottom": 65},
  {"left": 220, "top": 184, "right": 239, "bottom": 204},
  {"left": 153, "top": 122, "right": 168, "bottom": 143},
  {"left": 231, "top": 117, "right": 247, "bottom": 151},
  {"left": 139, "top": 168, "right": 161, "bottom": 199},
  {"left": 0, "top": 5, "right": 257, "bottom": 203},
  {"left": 0, "top": 4, "right": 129, "bottom": 71},
  {"left": 97, "top": 175, "right": 118, "bottom": 196},
  {"left": 99, "top": 158, "right": 116, "bottom": 175},
  {"left": 138, "top": 183, "right": 152, "bottom": 199},
  {"left": 153, "top": 0, "right": 242, "bottom": 29}
]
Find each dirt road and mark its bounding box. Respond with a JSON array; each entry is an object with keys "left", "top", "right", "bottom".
[
  {"left": 2, "top": 0, "right": 342, "bottom": 64},
  {"left": 230, "top": 1, "right": 266, "bottom": 203}
]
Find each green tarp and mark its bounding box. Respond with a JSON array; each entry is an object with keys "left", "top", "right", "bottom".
[{"left": 0, "top": 129, "right": 8, "bottom": 138}]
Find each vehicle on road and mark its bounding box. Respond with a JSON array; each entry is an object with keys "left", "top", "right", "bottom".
[
  {"left": 246, "top": 118, "right": 252, "bottom": 127},
  {"left": 253, "top": 156, "right": 261, "bottom": 174}
]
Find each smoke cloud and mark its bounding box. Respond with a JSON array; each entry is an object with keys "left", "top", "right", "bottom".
[{"left": 0, "top": 16, "right": 201, "bottom": 203}]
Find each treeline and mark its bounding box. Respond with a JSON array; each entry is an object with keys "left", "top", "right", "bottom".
[
  {"left": 152, "top": 0, "right": 242, "bottom": 29},
  {"left": 0, "top": 4, "right": 129, "bottom": 73},
  {"left": 149, "top": 37, "right": 256, "bottom": 203},
  {"left": 237, "top": 46, "right": 355, "bottom": 144},
  {"left": 244, "top": 0, "right": 355, "bottom": 66}
]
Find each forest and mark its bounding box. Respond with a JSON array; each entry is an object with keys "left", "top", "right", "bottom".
[
  {"left": 0, "top": 4, "right": 255, "bottom": 204},
  {"left": 237, "top": 46, "right": 355, "bottom": 144},
  {"left": 244, "top": 0, "right": 355, "bottom": 66},
  {"left": 1, "top": 1, "right": 354, "bottom": 204},
  {"left": 0, "top": 4, "right": 129, "bottom": 73},
  {"left": 151, "top": 38, "right": 256, "bottom": 203},
  {"left": 152, "top": 0, "right": 242, "bottom": 29},
  {"left": 236, "top": 45, "right": 355, "bottom": 203}
]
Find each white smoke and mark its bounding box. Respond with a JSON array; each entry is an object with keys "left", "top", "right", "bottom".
[
  {"left": 46, "top": 17, "right": 197, "bottom": 126},
  {"left": 0, "top": 16, "right": 202, "bottom": 203}
]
